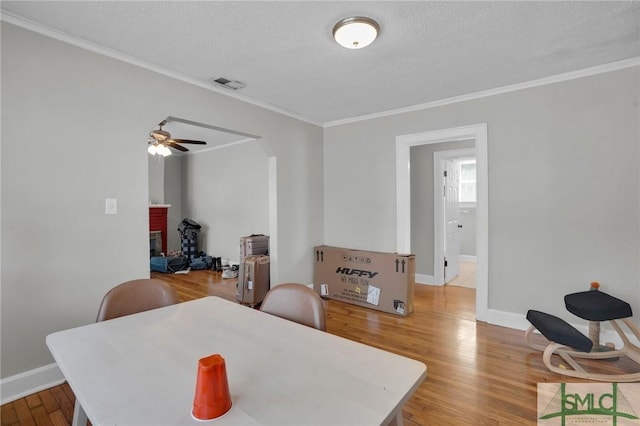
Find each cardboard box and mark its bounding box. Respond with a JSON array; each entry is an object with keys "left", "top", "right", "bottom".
[{"left": 313, "top": 246, "right": 415, "bottom": 316}]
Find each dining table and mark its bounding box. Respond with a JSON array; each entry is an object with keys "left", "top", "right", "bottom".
[{"left": 46, "top": 296, "right": 427, "bottom": 425}]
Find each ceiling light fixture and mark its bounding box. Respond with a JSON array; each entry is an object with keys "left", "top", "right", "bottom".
[
  {"left": 333, "top": 16, "right": 379, "bottom": 49},
  {"left": 148, "top": 142, "right": 172, "bottom": 157}
]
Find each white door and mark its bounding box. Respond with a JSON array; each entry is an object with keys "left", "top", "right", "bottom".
[{"left": 444, "top": 159, "right": 461, "bottom": 283}]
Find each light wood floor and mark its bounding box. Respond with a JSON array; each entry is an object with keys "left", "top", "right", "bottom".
[
  {"left": 446, "top": 261, "right": 476, "bottom": 289},
  {"left": 3, "top": 270, "right": 637, "bottom": 425}
]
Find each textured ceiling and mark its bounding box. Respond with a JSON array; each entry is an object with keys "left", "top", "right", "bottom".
[{"left": 2, "top": 1, "right": 639, "bottom": 126}]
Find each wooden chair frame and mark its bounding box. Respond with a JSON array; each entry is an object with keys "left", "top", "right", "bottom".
[{"left": 525, "top": 317, "right": 640, "bottom": 382}]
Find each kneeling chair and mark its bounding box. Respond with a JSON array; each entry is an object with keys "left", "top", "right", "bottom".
[{"left": 525, "top": 290, "right": 640, "bottom": 382}]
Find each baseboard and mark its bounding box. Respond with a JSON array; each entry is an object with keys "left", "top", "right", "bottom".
[
  {"left": 415, "top": 274, "right": 437, "bottom": 285},
  {"left": 1, "top": 363, "right": 64, "bottom": 405},
  {"left": 459, "top": 255, "right": 477, "bottom": 262},
  {"left": 486, "top": 308, "right": 532, "bottom": 331},
  {"left": 485, "top": 309, "right": 634, "bottom": 348}
]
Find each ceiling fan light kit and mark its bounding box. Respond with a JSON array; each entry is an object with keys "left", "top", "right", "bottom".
[
  {"left": 333, "top": 16, "right": 379, "bottom": 49},
  {"left": 148, "top": 143, "right": 172, "bottom": 157}
]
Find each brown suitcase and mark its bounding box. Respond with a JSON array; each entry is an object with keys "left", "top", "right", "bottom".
[
  {"left": 236, "top": 255, "right": 270, "bottom": 306},
  {"left": 239, "top": 234, "right": 269, "bottom": 258}
]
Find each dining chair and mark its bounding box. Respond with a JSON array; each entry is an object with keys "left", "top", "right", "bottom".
[
  {"left": 260, "top": 283, "right": 326, "bottom": 331},
  {"left": 96, "top": 278, "right": 179, "bottom": 322}
]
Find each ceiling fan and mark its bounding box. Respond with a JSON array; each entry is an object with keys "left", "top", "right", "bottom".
[{"left": 147, "top": 120, "right": 207, "bottom": 156}]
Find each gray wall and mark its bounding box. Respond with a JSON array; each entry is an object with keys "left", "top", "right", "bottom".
[
  {"left": 1, "top": 23, "right": 323, "bottom": 379},
  {"left": 148, "top": 155, "right": 164, "bottom": 204},
  {"left": 410, "top": 140, "right": 475, "bottom": 276},
  {"left": 164, "top": 155, "right": 182, "bottom": 253},
  {"left": 182, "top": 141, "right": 269, "bottom": 262},
  {"left": 324, "top": 66, "right": 639, "bottom": 324},
  {"left": 149, "top": 155, "right": 181, "bottom": 254}
]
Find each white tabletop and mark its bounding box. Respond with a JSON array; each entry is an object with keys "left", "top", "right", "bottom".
[{"left": 47, "top": 296, "right": 426, "bottom": 426}]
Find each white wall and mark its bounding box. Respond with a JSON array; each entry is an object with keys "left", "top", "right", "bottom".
[
  {"left": 1, "top": 23, "right": 323, "bottom": 381},
  {"left": 324, "top": 66, "right": 639, "bottom": 325}
]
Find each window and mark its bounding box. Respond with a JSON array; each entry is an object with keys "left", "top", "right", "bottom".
[{"left": 459, "top": 158, "right": 476, "bottom": 204}]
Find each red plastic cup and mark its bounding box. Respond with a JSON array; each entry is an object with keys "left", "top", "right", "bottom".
[{"left": 192, "top": 354, "right": 232, "bottom": 421}]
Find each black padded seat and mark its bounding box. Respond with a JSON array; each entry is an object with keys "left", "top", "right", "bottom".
[
  {"left": 564, "top": 291, "right": 632, "bottom": 321},
  {"left": 526, "top": 310, "right": 593, "bottom": 353}
]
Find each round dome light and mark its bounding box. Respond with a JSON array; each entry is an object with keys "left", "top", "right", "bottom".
[{"left": 333, "top": 17, "right": 379, "bottom": 49}]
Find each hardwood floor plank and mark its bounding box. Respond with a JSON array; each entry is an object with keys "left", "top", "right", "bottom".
[
  {"left": 1, "top": 403, "right": 18, "bottom": 426},
  {"left": 36, "top": 391, "right": 57, "bottom": 414},
  {"left": 11, "top": 400, "right": 35, "bottom": 426},
  {"left": 4, "top": 270, "right": 638, "bottom": 425},
  {"left": 46, "top": 410, "right": 68, "bottom": 426},
  {"left": 47, "top": 387, "right": 72, "bottom": 425},
  {"left": 28, "top": 407, "right": 53, "bottom": 426},
  {"left": 23, "top": 396, "right": 40, "bottom": 411},
  {"left": 58, "top": 385, "right": 74, "bottom": 407}
]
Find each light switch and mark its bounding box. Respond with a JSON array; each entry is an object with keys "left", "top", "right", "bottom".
[{"left": 105, "top": 198, "right": 118, "bottom": 215}]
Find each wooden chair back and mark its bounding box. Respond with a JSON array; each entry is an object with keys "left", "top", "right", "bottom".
[
  {"left": 96, "top": 278, "right": 178, "bottom": 322},
  {"left": 260, "top": 283, "right": 326, "bottom": 331}
]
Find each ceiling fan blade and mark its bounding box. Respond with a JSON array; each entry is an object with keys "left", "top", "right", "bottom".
[
  {"left": 170, "top": 139, "right": 207, "bottom": 145},
  {"left": 166, "top": 142, "right": 189, "bottom": 152}
]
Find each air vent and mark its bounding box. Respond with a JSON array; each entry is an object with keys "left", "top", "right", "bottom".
[{"left": 210, "top": 77, "right": 246, "bottom": 90}]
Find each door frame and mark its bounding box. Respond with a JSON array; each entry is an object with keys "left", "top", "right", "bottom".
[
  {"left": 434, "top": 148, "right": 476, "bottom": 285},
  {"left": 396, "top": 124, "right": 488, "bottom": 321}
]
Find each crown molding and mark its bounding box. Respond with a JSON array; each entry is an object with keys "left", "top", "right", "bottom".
[
  {"left": 0, "top": 12, "right": 322, "bottom": 127},
  {"left": 3, "top": 11, "right": 637, "bottom": 130},
  {"left": 324, "top": 57, "right": 640, "bottom": 128}
]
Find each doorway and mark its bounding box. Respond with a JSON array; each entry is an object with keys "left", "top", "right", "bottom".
[
  {"left": 147, "top": 117, "right": 277, "bottom": 277},
  {"left": 396, "top": 124, "right": 488, "bottom": 321}
]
